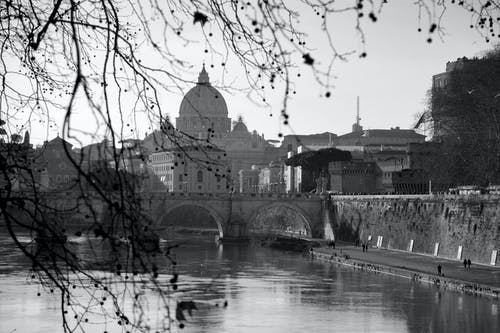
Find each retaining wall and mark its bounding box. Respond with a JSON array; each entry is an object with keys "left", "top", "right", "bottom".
[{"left": 330, "top": 195, "right": 500, "bottom": 265}]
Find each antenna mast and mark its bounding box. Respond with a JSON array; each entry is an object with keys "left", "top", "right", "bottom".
[
  {"left": 356, "top": 96, "right": 361, "bottom": 127},
  {"left": 352, "top": 96, "right": 363, "bottom": 133}
]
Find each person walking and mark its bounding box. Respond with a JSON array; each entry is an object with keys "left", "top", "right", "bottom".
[
  {"left": 467, "top": 259, "right": 471, "bottom": 269},
  {"left": 437, "top": 264, "right": 442, "bottom": 276},
  {"left": 463, "top": 259, "right": 467, "bottom": 270}
]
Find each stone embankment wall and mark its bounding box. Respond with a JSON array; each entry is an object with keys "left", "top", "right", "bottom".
[{"left": 331, "top": 195, "right": 500, "bottom": 264}]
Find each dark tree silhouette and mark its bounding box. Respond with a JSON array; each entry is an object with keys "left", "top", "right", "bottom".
[
  {"left": 417, "top": 45, "right": 500, "bottom": 187},
  {"left": 285, "top": 147, "right": 351, "bottom": 192},
  {"left": 285, "top": 148, "right": 351, "bottom": 170},
  {"left": 1, "top": 1, "right": 500, "bottom": 332}
]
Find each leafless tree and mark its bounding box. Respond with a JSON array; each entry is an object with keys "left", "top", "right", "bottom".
[{"left": 1, "top": 1, "right": 500, "bottom": 332}]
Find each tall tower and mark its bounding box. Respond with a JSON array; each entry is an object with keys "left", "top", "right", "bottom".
[{"left": 352, "top": 96, "right": 363, "bottom": 133}]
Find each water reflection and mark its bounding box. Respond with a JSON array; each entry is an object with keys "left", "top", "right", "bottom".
[{"left": 0, "top": 234, "right": 498, "bottom": 333}]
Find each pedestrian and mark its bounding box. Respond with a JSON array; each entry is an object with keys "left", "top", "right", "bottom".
[
  {"left": 467, "top": 258, "right": 471, "bottom": 269},
  {"left": 362, "top": 244, "right": 365, "bottom": 252},
  {"left": 365, "top": 243, "right": 368, "bottom": 252},
  {"left": 437, "top": 264, "right": 442, "bottom": 276},
  {"left": 463, "top": 259, "right": 467, "bottom": 270},
  {"left": 309, "top": 247, "right": 314, "bottom": 259}
]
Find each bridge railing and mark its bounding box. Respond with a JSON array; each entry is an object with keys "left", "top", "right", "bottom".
[
  {"left": 147, "top": 191, "right": 322, "bottom": 200},
  {"left": 330, "top": 193, "right": 500, "bottom": 201},
  {"left": 9, "top": 189, "right": 326, "bottom": 201}
]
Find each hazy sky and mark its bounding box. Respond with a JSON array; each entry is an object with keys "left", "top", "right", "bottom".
[
  {"left": 20, "top": 1, "right": 493, "bottom": 145},
  {"left": 217, "top": 1, "right": 492, "bottom": 140}
]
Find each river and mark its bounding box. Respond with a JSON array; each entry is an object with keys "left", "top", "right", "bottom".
[{"left": 0, "top": 233, "right": 499, "bottom": 333}]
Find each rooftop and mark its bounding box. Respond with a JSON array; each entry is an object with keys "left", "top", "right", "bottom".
[{"left": 336, "top": 128, "right": 425, "bottom": 140}]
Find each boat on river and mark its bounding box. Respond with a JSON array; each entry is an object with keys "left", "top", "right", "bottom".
[{"left": 263, "top": 235, "right": 320, "bottom": 252}]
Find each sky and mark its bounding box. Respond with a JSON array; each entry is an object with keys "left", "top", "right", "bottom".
[
  {"left": 221, "top": 1, "right": 492, "bottom": 140},
  {"left": 14, "top": 0, "right": 494, "bottom": 146}
]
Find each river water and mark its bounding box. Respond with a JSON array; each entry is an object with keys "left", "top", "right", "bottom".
[{"left": 0, "top": 233, "right": 499, "bottom": 333}]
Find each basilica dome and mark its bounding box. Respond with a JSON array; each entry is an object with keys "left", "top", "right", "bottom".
[
  {"left": 178, "top": 65, "right": 228, "bottom": 117},
  {"left": 232, "top": 116, "right": 249, "bottom": 133}
]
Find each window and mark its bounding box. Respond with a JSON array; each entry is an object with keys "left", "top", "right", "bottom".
[
  {"left": 178, "top": 185, "right": 183, "bottom": 190},
  {"left": 197, "top": 170, "right": 203, "bottom": 182},
  {"left": 198, "top": 185, "right": 202, "bottom": 190},
  {"left": 178, "top": 174, "right": 183, "bottom": 181}
]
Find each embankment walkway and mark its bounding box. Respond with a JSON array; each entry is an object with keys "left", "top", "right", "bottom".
[{"left": 314, "top": 243, "right": 500, "bottom": 298}]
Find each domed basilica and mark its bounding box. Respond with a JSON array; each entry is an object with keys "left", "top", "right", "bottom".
[
  {"left": 148, "top": 65, "right": 281, "bottom": 193},
  {"left": 175, "top": 66, "right": 231, "bottom": 142}
]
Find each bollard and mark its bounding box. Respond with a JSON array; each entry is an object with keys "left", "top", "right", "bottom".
[
  {"left": 490, "top": 250, "right": 498, "bottom": 266},
  {"left": 457, "top": 245, "right": 463, "bottom": 260},
  {"left": 408, "top": 239, "right": 414, "bottom": 252},
  {"left": 433, "top": 242, "right": 440, "bottom": 256}
]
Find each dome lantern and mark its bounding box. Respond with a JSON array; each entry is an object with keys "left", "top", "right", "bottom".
[{"left": 198, "top": 64, "right": 210, "bottom": 84}]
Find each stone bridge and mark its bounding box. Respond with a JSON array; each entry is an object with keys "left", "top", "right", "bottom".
[
  {"left": 12, "top": 191, "right": 332, "bottom": 240},
  {"left": 144, "top": 192, "right": 331, "bottom": 239}
]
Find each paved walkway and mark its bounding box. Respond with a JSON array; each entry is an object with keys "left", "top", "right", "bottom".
[{"left": 315, "top": 243, "right": 500, "bottom": 289}]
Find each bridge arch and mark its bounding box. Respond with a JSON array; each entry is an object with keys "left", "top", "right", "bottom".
[
  {"left": 248, "top": 202, "right": 313, "bottom": 237},
  {"left": 157, "top": 202, "right": 225, "bottom": 237}
]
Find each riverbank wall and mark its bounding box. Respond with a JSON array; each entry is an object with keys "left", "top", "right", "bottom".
[{"left": 330, "top": 194, "right": 500, "bottom": 265}]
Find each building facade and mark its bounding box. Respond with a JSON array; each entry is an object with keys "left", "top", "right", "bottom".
[
  {"left": 258, "top": 161, "right": 284, "bottom": 193},
  {"left": 150, "top": 146, "right": 229, "bottom": 193},
  {"left": 329, "top": 161, "right": 377, "bottom": 194},
  {"left": 279, "top": 132, "right": 336, "bottom": 156},
  {"left": 34, "top": 136, "right": 79, "bottom": 190},
  {"left": 334, "top": 127, "right": 425, "bottom": 151},
  {"left": 238, "top": 167, "right": 260, "bottom": 193}
]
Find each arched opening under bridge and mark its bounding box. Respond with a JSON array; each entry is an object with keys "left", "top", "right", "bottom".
[
  {"left": 248, "top": 203, "right": 312, "bottom": 238},
  {"left": 157, "top": 202, "right": 224, "bottom": 239}
]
